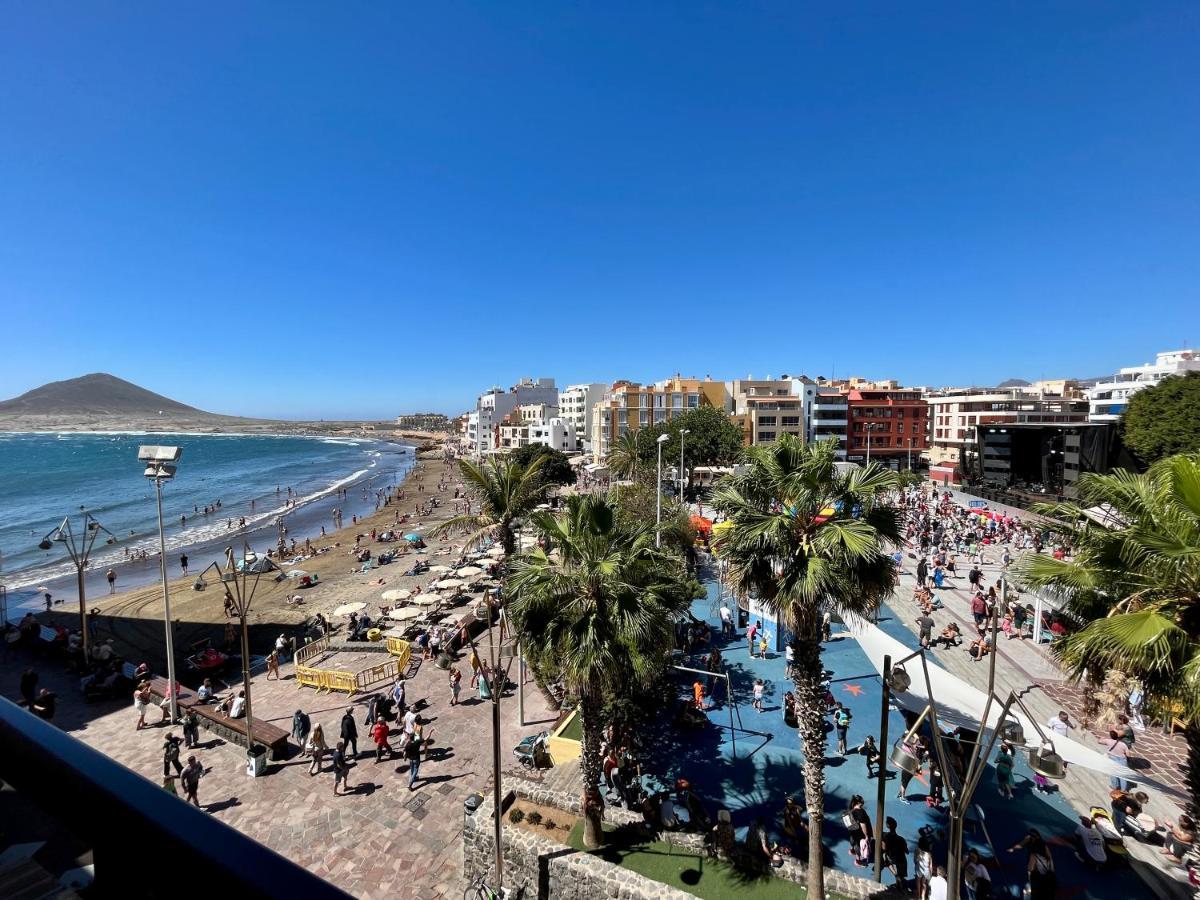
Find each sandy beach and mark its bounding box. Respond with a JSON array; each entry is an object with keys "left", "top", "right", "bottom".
[{"left": 34, "top": 450, "right": 475, "bottom": 672}]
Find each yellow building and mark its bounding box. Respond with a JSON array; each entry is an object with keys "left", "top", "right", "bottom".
[{"left": 590, "top": 375, "right": 728, "bottom": 460}]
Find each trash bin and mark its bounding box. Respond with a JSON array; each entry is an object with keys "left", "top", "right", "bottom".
[{"left": 246, "top": 744, "right": 268, "bottom": 777}]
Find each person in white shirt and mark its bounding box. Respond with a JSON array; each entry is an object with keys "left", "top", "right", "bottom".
[
  {"left": 1046, "top": 711, "right": 1072, "bottom": 737},
  {"left": 928, "top": 865, "right": 949, "bottom": 900},
  {"left": 228, "top": 690, "right": 246, "bottom": 718},
  {"left": 403, "top": 708, "right": 418, "bottom": 735},
  {"left": 719, "top": 604, "right": 733, "bottom": 637}
]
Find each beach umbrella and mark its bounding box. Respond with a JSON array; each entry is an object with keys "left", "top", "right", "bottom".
[
  {"left": 455, "top": 566, "right": 483, "bottom": 577},
  {"left": 429, "top": 564, "right": 453, "bottom": 574},
  {"left": 486, "top": 547, "right": 505, "bottom": 558},
  {"left": 382, "top": 589, "right": 412, "bottom": 602},
  {"left": 333, "top": 601, "right": 367, "bottom": 616},
  {"left": 404, "top": 533, "right": 423, "bottom": 542},
  {"left": 284, "top": 569, "right": 309, "bottom": 579},
  {"left": 387, "top": 607, "right": 422, "bottom": 622},
  {"left": 436, "top": 578, "right": 464, "bottom": 590},
  {"left": 410, "top": 593, "right": 440, "bottom": 606}
]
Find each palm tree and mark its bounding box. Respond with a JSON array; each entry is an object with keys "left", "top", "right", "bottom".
[
  {"left": 607, "top": 430, "right": 642, "bottom": 481},
  {"left": 711, "top": 436, "right": 901, "bottom": 897},
  {"left": 507, "top": 494, "right": 695, "bottom": 847},
  {"left": 430, "top": 455, "right": 548, "bottom": 556},
  {"left": 1010, "top": 453, "right": 1200, "bottom": 811}
]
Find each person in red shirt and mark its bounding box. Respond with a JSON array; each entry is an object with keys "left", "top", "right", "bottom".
[{"left": 372, "top": 719, "right": 393, "bottom": 762}]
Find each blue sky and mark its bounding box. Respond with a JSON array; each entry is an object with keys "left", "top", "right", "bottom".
[{"left": 1, "top": 3, "right": 1196, "bottom": 419}]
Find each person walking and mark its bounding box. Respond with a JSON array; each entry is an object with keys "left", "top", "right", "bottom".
[
  {"left": 752, "top": 678, "right": 764, "bottom": 713},
  {"left": 340, "top": 707, "right": 358, "bottom": 759},
  {"left": 162, "top": 732, "right": 183, "bottom": 777},
  {"left": 448, "top": 666, "right": 462, "bottom": 706},
  {"left": 468, "top": 645, "right": 482, "bottom": 688},
  {"left": 180, "top": 756, "right": 203, "bottom": 807},
  {"left": 107, "top": 569, "right": 116, "bottom": 593},
  {"left": 834, "top": 703, "right": 851, "bottom": 755},
  {"left": 182, "top": 708, "right": 200, "bottom": 749},
  {"left": 19, "top": 668, "right": 38, "bottom": 707},
  {"left": 405, "top": 725, "right": 424, "bottom": 790},
  {"left": 372, "top": 719, "right": 393, "bottom": 762},
  {"left": 179, "top": 553, "right": 189, "bottom": 575},
  {"left": 291, "top": 708, "right": 311, "bottom": 754},
  {"left": 332, "top": 741, "right": 351, "bottom": 796},
  {"left": 265, "top": 650, "right": 280, "bottom": 681},
  {"left": 747, "top": 620, "right": 760, "bottom": 658},
  {"left": 995, "top": 743, "right": 1015, "bottom": 798},
  {"left": 308, "top": 723, "right": 328, "bottom": 775},
  {"left": 133, "top": 682, "right": 151, "bottom": 730}
]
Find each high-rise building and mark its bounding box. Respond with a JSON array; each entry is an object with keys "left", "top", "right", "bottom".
[
  {"left": 808, "top": 388, "right": 848, "bottom": 458},
  {"left": 466, "top": 378, "right": 558, "bottom": 454},
  {"left": 845, "top": 387, "right": 928, "bottom": 468},
  {"left": 727, "top": 376, "right": 817, "bottom": 445},
  {"left": 1087, "top": 350, "right": 1200, "bottom": 423},
  {"left": 558, "top": 383, "right": 608, "bottom": 453}
]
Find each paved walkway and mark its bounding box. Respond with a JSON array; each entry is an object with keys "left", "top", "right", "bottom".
[{"left": 3, "top": 626, "right": 558, "bottom": 899}]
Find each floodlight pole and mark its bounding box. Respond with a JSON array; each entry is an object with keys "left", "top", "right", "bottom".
[
  {"left": 153, "top": 478, "right": 180, "bottom": 723},
  {"left": 873, "top": 653, "right": 892, "bottom": 881},
  {"left": 42, "top": 510, "right": 110, "bottom": 663}
]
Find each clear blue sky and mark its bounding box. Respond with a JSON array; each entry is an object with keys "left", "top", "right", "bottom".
[{"left": 1, "top": 3, "right": 1196, "bottom": 419}]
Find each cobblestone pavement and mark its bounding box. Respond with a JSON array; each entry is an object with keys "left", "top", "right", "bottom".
[{"left": 3, "top": 628, "right": 558, "bottom": 899}]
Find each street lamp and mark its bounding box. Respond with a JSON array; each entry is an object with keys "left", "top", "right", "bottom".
[
  {"left": 907, "top": 437, "right": 914, "bottom": 473},
  {"left": 37, "top": 508, "right": 113, "bottom": 662},
  {"left": 865, "top": 421, "right": 881, "bottom": 464},
  {"left": 655, "top": 433, "right": 671, "bottom": 548},
  {"left": 678, "top": 429, "right": 691, "bottom": 508},
  {"left": 871, "top": 575, "right": 1067, "bottom": 896},
  {"left": 139, "top": 445, "right": 182, "bottom": 723},
  {"left": 199, "top": 543, "right": 268, "bottom": 776}
]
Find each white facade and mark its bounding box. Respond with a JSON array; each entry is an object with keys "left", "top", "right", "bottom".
[
  {"left": 727, "top": 377, "right": 816, "bottom": 445},
  {"left": 469, "top": 378, "right": 558, "bottom": 454},
  {"left": 808, "top": 389, "right": 848, "bottom": 458},
  {"left": 498, "top": 416, "right": 576, "bottom": 453},
  {"left": 559, "top": 383, "right": 607, "bottom": 453},
  {"left": 1087, "top": 350, "right": 1200, "bottom": 423}
]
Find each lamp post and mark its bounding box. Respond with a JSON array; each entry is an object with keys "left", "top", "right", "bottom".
[
  {"left": 678, "top": 429, "right": 690, "bottom": 509},
  {"left": 200, "top": 543, "right": 267, "bottom": 774},
  {"left": 655, "top": 433, "right": 670, "bottom": 548},
  {"left": 37, "top": 508, "right": 113, "bottom": 662},
  {"left": 874, "top": 575, "right": 1068, "bottom": 897},
  {"left": 865, "top": 421, "right": 880, "bottom": 464},
  {"left": 907, "top": 437, "right": 914, "bottom": 473},
  {"left": 139, "top": 445, "right": 182, "bottom": 723}
]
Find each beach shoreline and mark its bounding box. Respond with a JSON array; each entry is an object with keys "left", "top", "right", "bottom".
[{"left": 24, "top": 449, "right": 471, "bottom": 674}]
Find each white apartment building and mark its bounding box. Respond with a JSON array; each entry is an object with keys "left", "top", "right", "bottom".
[
  {"left": 727, "top": 377, "right": 817, "bottom": 445},
  {"left": 924, "top": 389, "right": 1089, "bottom": 467},
  {"left": 808, "top": 389, "right": 848, "bottom": 458},
  {"left": 558, "top": 383, "right": 608, "bottom": 453},
  {"left": 468, "top": 378, "right": 558, "bottom": 454},
  {"left": 1087, "top": 350, "right": 1200, "bottom": 423},
  {"left": 498, "top": 416, "right": 577, "bottom": 453}
]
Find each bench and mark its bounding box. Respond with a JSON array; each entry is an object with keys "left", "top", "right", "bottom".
[{"left": 146, "top": 677, "right": 290, "bottom": 760}]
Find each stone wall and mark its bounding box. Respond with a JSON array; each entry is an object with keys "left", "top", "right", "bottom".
[{"left": 461, "top": 779, "right": 901, "bottom": 899}]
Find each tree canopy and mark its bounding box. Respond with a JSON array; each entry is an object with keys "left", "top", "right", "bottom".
[
  {"left": 509, "top": 444, "right": 577, "bottom": 489},
  {"left": 634, "top": 404, "right": 745, "bottom": 472},
  {"left": 1121, "top": 372, "right": 1200, "bottom": 465}
]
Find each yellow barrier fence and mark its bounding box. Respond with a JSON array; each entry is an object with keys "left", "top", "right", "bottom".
[
  {"left": 386, "top": 638, "right": 412, "bottom": 671},
  {"left": 295, "top": 665, "right": 358, "bottom": 694},
  {"left": 295, "top": 635, "right": 330, "bottom": 666}
]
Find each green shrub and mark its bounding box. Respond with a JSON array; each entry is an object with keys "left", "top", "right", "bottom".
[
  {"left": 526, "top": 811, "right": 543, "bottom": 826},
  {"left": 508, "top": 808, "right": 525, "bottom": 824}
]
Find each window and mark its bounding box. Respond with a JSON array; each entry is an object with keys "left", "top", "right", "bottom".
[
  {"left": 759, "top": 415, "right": 777, "bottom": 426},
  {"left": 781, "top": 416, "right": 800, "bottom": 426},
  {"left": 687, "top": 393, "right": 699, "bottom": 408},
  {"left": 672, "top": 393, "right": 683, "bottom": 409},
  {"left": 758, "top": 431, "right": 776, "bottom": 442},
  {"left": 655, "top": 394, "right": 665, "bottom": 408}
]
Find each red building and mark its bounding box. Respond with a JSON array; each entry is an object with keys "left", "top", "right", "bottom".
[{"left": 846, "top": 388, "right": 928, "bottom": 468}]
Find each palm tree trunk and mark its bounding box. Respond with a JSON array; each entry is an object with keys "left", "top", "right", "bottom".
[
  {"left": 578, "top": 692, "right": 605, "bottom": 848},
  {"left": 500, "top": 522, "right": 516, "bottom": 558},
  {"left": 792, "top": 628, "right": 827, "bottom": 898}
]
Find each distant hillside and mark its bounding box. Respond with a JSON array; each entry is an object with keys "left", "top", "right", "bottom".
[
  {"left": 0, "top": 373, "right": 213, "bottom": 417},
  {"left": 996, "top": 378, "right": 1031, "bottom": 388}
]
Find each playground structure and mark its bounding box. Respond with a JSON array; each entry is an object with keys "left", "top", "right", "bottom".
[{"left": 294, "top": 634, "right": 413, "bottom": 695}]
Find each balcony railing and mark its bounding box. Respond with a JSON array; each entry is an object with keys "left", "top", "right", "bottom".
[{"left": 0, "top": 697, "right": 349, "bottom": 898}]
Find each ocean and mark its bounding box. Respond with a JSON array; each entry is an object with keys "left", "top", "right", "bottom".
[{"left": 0, "top": 432, "right": 415, "bottom": 618}]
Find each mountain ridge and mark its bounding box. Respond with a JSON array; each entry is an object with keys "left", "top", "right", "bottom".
[{"left": 0, "top": 373, "right": 226, "bottom": 418}]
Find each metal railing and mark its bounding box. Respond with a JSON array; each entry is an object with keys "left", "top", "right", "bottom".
[{"left": 0, "top": 696, "right": 349, "bottom": 898}]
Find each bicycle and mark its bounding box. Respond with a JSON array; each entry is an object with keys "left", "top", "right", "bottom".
[{"left": 463, "top": 874, "right": 509, "bottom": 900}]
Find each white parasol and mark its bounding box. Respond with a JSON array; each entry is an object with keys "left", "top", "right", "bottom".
[
  {"left": 455, "top": 566, "right": 483, "bottom": 577},
  {"left": 485, "top": 547, "right": 505, "bottom": 558},
  {"left": 410, "top": 593, "right": 440, "bottom": 606},
  {"left": 435, "top": 578, "right": 464, "bottom": 590},
  {"left": 429, "top": 564, "right": 454, "bottom": 574},
  {"left": 382, "top": 589, "right": 412, "bottom": 602},
  {"left": 333, "top": 601, "right": 367, "bottom": 616},
  {"left": 386, "top": 607, "right": 422, "bottom": 622}
]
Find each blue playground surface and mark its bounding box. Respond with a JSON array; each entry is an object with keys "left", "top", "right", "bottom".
[{"left": 630, "top": 577, "right": 1143, "bottom": 897}]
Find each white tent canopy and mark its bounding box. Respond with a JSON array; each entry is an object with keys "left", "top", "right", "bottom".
[{"left": 844, "top": 614, "right": 1166, "bottom": 791}]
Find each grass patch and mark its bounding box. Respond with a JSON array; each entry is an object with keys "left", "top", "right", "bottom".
[
  {"left": 557, "top": 708, "right": 582, "bottom": 743},
  {"left": 567, "top": 820, "right": 815, "bottom": 899}
]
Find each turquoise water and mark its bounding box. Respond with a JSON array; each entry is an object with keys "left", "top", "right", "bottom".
[{"left": 0, "top": 432, "right": 414, "bottom": 609}]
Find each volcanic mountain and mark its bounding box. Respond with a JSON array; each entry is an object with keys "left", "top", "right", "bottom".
[{"left": 0, "top": 373, "right": 265, "bottom": 430}]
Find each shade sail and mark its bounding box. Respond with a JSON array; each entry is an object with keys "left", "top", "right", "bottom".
[{"left": 843, "top": 614, "right": 1169, "bottom": 792}]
